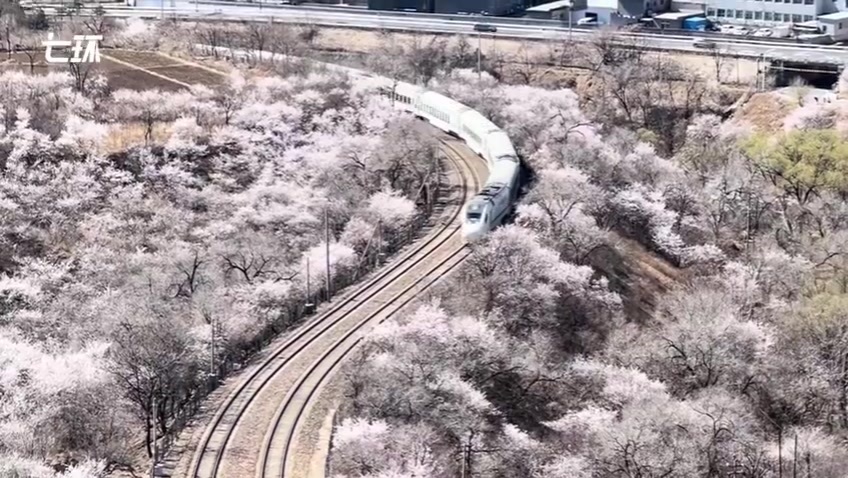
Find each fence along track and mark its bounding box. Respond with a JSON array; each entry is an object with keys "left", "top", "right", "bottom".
[
  {"left": 188, "top": 137, "right": 477, "bottom": 478},
  {"left": 259, "top": 139, "right": 480, "bottom": 478}
]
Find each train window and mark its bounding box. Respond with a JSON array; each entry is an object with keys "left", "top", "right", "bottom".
[
  {"left": 463, "top": 126, "right": 480, "bottom": 144},
  {"left": 466, "top": 211, "right": 482, "bottom": 222}
]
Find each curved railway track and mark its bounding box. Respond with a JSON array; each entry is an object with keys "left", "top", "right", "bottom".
[{"left": 186, "top": 137, "right": 484, "bottom": 478}]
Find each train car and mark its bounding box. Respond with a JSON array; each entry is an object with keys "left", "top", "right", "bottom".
[
  {"left": 415, "top": 91, "right": 471, "bottom": 134},
  {"left": 482, "top": 130, "right": 518, "bottom": 166},
  {"left": 377, "top": 81, "right": 425, "bottom": 114},
  {"left": 461, "top": 160, "right": 520, "bottom": 241},
  {"left": 458, "top": 109, "right": 499, "bottom": 158}
]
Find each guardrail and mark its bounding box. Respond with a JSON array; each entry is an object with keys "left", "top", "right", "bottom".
[{"left": 629, "top": 27, "right": 821, "bottom": 45}]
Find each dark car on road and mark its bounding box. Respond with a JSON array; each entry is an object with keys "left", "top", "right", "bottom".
[{"left": 474, "top": 24, "right": 498, "bottom": 33}]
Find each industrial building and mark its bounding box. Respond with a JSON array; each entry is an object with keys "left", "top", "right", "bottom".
[
  {"left": 673, "top": 0, "right": 848, "bottom": 25},
  {"left": 525, "top": 0, "right": 583, "bottom": 19},
  {"left": 368, "top": 0, "right": 432, "bottom": 11},
  {"left": 818, "top": 10, "right": 848, "bottom": 39},
  {"left": 434, "top": 0, "right": 525, "bottom": 14},
  {"left": 525, "top": 0, "right": 667, "bottom": 23},
  {"left": 584, "top": 0, "right": 668, "bottom": 23},
  {"left": 366, "top": 0, "right": 848, "bottom": 37}
]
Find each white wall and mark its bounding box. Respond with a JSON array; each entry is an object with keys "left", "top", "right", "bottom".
[
  {"left": 820, "top": 18, "right": 848, "bottom": 38},
  {"left": 704, "top": 0, "right": 822, "bottom": 24}
]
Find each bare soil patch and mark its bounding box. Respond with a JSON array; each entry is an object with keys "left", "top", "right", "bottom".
[
  {"left": 0, "top": 49, "right": 232, "bottom": 90},
  {"left": 153, "top": 65, "right": 228, "bottom": 86},
  {"left": 0, "top": 51, "right": 185, "bottom": 91},
  {"left": 734, "top": 91, "right": 794, "bottom": 132},
  {"left": 590, "top": 236, "right": 684, "bottom": 323}
]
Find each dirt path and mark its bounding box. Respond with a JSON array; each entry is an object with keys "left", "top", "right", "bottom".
[{"left": 590, "top": 235, "right": 683, "bottom": 323}]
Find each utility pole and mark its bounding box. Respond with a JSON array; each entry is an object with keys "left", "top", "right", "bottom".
[
  {"left": 306, "top": 256, "right": 311, "bottom": 306},
  {"left": 210, "top": 314, "right": 216, "bottom": 378},
  {"left": 658, "top": 50, "right": 663, "bottom": 82},
  {"left": 376, "top": 220, "right": 383, "bottom": 267},
  {"left": 150, "top": 394, "right": 158, "bottom": 478},
  {"left": 324, "top": 207, "right": 332, "bottom": 300},
  {"left": 778, "top": 426, "right": 783, "bottom": 478},
  {"left": 477, "top": 31, "right": 482, "bottom": 80},
  {"left": 793, "top": 434, "right": 798, "bottom": 478},
  {"left": 460, "top": 447, "right": 466, "bottom": 478},
  {"left": 745, "top": 189, "right": 751, "bottom": 259},
  {"left": 460, "top": 432, "right": 473, "bottom": 478},
  {"left": 460, "top": 441, "right": 470, "bottom": 478},
  {"left": 736, "top": 56, "right": 740, "bottom": 84}
]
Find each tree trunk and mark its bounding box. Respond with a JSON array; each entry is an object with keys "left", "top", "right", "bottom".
[{"left": 145, "top": 414, "right": 153, "bottom": 457}]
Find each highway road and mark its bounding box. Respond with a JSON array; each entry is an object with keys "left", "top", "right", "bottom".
[{"left": 40, "top": 1, "right": 848, "bottom": 64}]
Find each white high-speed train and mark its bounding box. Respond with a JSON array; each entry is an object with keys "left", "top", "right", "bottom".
[
  {"left": 373, "top": 80, "right": 520, "bottom": 242},
  {"left": 198, "top": 46, "right": 520, "bottom": 242}
]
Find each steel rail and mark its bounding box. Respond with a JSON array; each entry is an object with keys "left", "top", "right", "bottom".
[
  {"left": 268, "top": 247, "right": 471, "bottom": 478},
  {"left": 258, "top": 139, "right": 480, "bottom": 478},
  {"left": 187, "top": 136, "right": 476, "bottom": 478}
]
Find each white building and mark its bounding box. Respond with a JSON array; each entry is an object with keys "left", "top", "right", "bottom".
[
  {"left": 579, "top": 0, "right": 670, "bottom": 24},
  {"left": 525, "top": 0, "right": 588, "bottom": 20},
  {"left": 818, "top": 10, "right": 848, "bottom": 38},
  {"left": 683, "top": 0, "right": 848, "bottom": 25}
]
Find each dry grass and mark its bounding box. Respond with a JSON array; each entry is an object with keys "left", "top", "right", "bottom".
[
  {"left": 102, "top": 122, "right": 173, "bottom": 154},
  {"left": 734, "top": 92, "right": 795, "bottom": 132},
  {"left": 313, "top": 26, "right": 760, "bottom": 81},
  {"left": 589, "top": 236, "right": 684, "bottom": 323}
]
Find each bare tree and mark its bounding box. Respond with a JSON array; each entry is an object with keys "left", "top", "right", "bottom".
[
  {"left": 587, "top": 29, "right": 644, "bottom": 73},
  {"left": 267, "top": 24, "right": 300, "bottom": 65},
  {"left": 109, "top": 312, "right": 202, "bottom": 458},
  {"left": 82, "top": 5, "right": 113, "bottom": 37},
  {"left": 0, "top": 0, "right": 22, "bottom": 59},
  {"left": 405, "top": 34, "right": 448, "bottom": 85},
  {"left": 243, "top": 22, "right": 271, "bottom": 65},
  {"left": 711, "top": 45, "right": 730, "bottom": 84},
  {"left": 297, "top": 22, "right": 319, "bottom": 50},
  {"left": 13, "top": 28, "right": 40, "bottom": 73},
  {"left": 511, "top": 41, "right": 555, "bottom": 85}
]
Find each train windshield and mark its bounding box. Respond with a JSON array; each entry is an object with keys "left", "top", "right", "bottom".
[{"left": 466, "top": 211, "right": 482, "bottom": 223}]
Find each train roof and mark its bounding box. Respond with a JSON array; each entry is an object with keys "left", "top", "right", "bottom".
[
  {"left": 418, "top": 91, "right": 472, "bottom": 116},
  {"left": 460, "top": 109, "right": 500, "bottom": 135},
  {"left": 466, "top": 198, "right": 489, "bottom": 212},
  {"left": 486, "top": 131, "right": 517, "bottom": 157},
  {"left": 478, "top": 183, "right": 505, "bottom": 197},
  {"left": 395, "top": 81, "right": 426, "bottom": 97},
  {"left": 488, "top": 161, "right": 519, "bottom": 185}
]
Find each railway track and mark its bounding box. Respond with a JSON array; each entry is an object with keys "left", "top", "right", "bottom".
[{"left": 186, "top": 137, "right": 484, "bottom": 478}]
